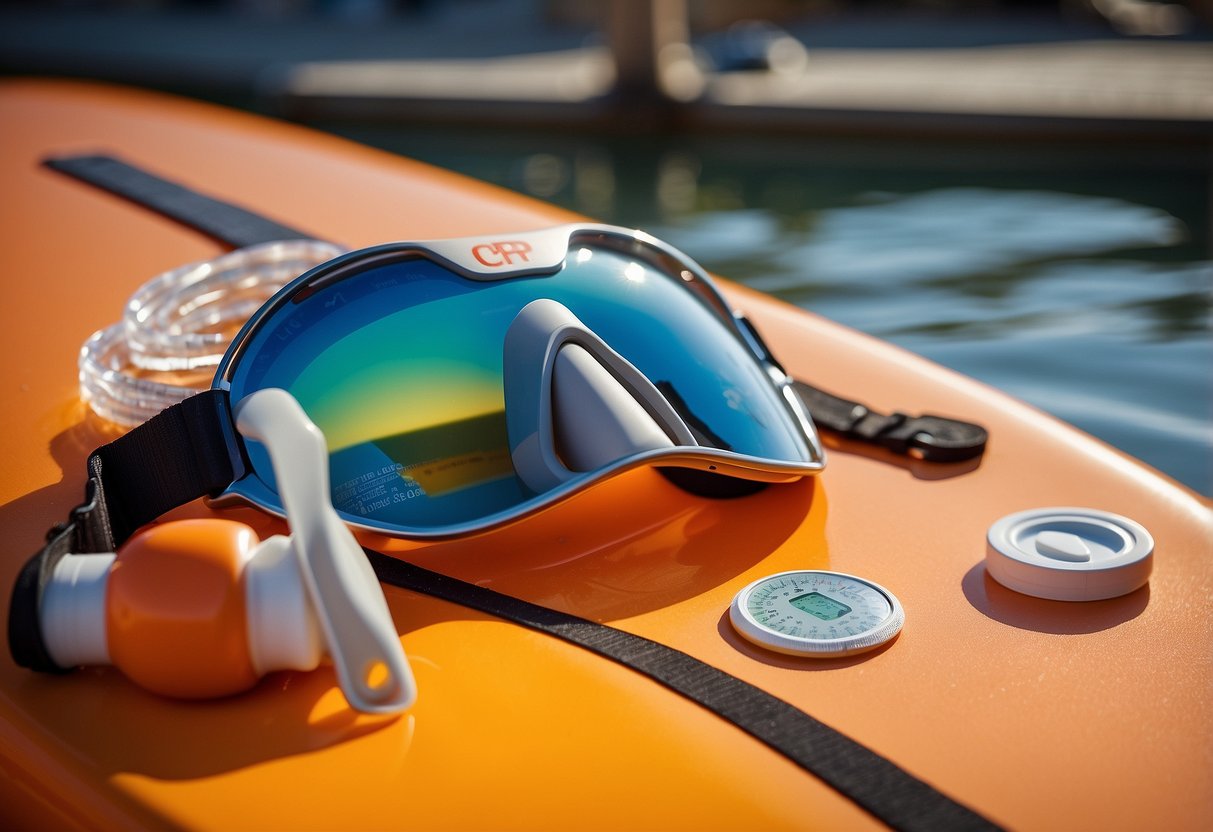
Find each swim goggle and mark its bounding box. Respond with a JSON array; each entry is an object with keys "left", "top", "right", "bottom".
[{"left": 88, "top": 223, "right": 826, "bottom": 539}]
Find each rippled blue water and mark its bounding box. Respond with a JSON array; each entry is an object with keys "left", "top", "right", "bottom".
[{"left": 329, "top": 126, "right": 1212, "bottom": 495}]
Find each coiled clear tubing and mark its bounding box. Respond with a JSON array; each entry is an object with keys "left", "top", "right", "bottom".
[{"left": 79, "top": 240, "right": 345, "bottom": 426}]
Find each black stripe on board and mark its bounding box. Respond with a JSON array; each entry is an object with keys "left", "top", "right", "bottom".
[{"left": 366, "top": 553, "right": 1002, "bottom": 832}]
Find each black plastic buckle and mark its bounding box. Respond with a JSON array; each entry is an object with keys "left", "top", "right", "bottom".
[
  {"left": 791, "top": 380, "right": 988, "bottom": 463},
  {"left": 849, "top": 410, "right": 988, "bottom": 462}
]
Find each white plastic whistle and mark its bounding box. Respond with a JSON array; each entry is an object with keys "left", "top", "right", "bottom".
[{"left": 39, "top": 388, "right": 416, "bottom": 714}]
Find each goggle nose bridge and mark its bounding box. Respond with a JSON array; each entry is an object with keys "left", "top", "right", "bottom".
[{"left": 503, "top": 298, "right": 697, "bottom": 495}]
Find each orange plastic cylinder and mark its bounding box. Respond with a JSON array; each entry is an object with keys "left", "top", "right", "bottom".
[{"left": 106, "top": 519, "right": 261, "bottom": 699}]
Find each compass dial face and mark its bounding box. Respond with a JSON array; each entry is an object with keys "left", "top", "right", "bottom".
[{"left": 729, "top": 571, "right": 904, "bottom": 657}]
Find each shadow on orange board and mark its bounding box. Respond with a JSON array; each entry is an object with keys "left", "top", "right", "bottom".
[
  {"left": 961, "top": 562, "right": 1150, "bottom": 635},
  {"left": 818, "top": 432, "right": 984, "bottom": 481},
  {"left": 713, "top": 609, "right": 900, "bottom": 672},
  {"left": 372, "top": 470, "right": 821, "bottom": 624},
  {"left": 2, "top": 655, "right": 407, "bottom": 781},
  {"left": 0, "top": 408, "right": 823, "bottom": 784}
]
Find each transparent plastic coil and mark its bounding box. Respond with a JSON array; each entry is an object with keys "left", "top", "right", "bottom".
[{"left": 80, "top": 240, "right": 345, "bottom": 426}]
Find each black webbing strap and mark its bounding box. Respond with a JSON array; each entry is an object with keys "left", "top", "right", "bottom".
[
  {"left": 366, "top": 553, "right": 1002, "bottom": 832},
  {"left": 88, "top": 389, "right": 247, "bottom": 545},
  {"left": 44, "top": 154, "right": 315, "bottom": 249},
  {"left": 794, "top": 380, "right": 987, "bottom": 463}
]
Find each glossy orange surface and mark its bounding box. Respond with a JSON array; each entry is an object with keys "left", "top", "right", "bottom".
[
  {"left": 107, "top": 519, "right": 259, "bottom": 699},
  {"left": 1, "top": 79, "right": 1210, "bottom": 831}
]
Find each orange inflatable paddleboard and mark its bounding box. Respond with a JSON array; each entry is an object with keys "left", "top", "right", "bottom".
[{"left": 1, "top": 79, "right": 1210, "bottom": 831}]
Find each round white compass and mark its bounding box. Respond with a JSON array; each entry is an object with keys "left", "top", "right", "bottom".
[{"left": 729, "top": 570, "right": 904, "bottom": 657}]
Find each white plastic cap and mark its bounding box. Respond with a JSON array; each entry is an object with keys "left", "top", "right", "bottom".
[
  {"left": 40, "top": 553, "right": 116, "bottom": 668},
  {"left": 986, "top": 507, "right": 1154, "bottom": 601}
]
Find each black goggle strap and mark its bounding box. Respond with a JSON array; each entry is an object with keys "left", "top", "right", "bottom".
[
  {"left": 86, "top": 389, "right": 248, "bottom": 546},
  {"left": 7, "top": 389, "right": 245, "bottom": 673}
]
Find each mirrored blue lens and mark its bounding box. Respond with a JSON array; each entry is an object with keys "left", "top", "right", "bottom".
[{"left": 225, "top": 239, "right": 815, "bottom": 532}]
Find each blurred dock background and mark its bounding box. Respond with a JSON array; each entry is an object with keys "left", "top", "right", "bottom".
[
  {"left": 1, "top": 0, "right": 1211, "bottom": 494},
  {"left": 2, "top": 0, "right": 1211, "bottom": 135}
]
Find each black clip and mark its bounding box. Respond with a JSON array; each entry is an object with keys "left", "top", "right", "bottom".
[
  {"left": 854, "top": 411, "right": 988, "bottom": 463},
  {"left": 792, "top": 380, "right": 988, "bottom": 463}
]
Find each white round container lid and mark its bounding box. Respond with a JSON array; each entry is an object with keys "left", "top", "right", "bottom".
[{"left": 986, "top": 507, "right": 1153, "bottom": 601}]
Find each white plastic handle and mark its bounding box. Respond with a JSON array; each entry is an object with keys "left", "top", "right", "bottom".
[{"left": 234, "top": 388, "right": 416, "bottom": 714}]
